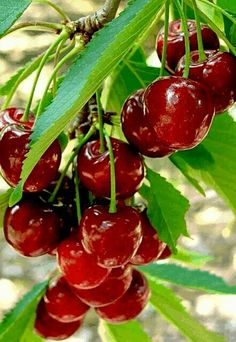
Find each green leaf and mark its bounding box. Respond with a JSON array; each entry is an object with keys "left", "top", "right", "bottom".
[
  {"left": 216, "top": 0, "right": 236, "bottom": 14},
  {"left": 140, "top": 263, "right": 236, "bottom": 294},
  {"left": 98, "top": 320, "right": 152, "bottom": 342},
  {"left": 0, "top": 281, "right": 48, "bottom": 342},
  {"left": 149, "top": 280, "right": 226, "bottom": 342},
  {"left": 0, "top": 0, "right": 32, "bottom": 37},
  {"left": 12, "top": 0, "right": 165, "bottom": 206},
  {"left": 19, "top": 316, "right": 43, "bottom": 342},
  {"left": 171, "top": 247, "right": 213, "bottom": 267},
  {"left": 9, "top": 181, "right": 23, "bottom": 208},
  {"left": 197, "top": 0, "right": 224, "bottom": 30},
  {"left": 0, "top": 189, "right": 12, "bottom": 227},
  {"left": 139, "top": 168, "right": 190, "bottom": 252}
]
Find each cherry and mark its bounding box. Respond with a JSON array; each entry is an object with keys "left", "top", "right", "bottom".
[
  {"left": 121, "top": 89, "right": 175, "bottom": 158},
  {"left": 0, "top": 107, "right": 34, "bottom": 131},
  {"left": 80, "top": 205, "right": 142, "bottom": 268},
  {"left": 130, "top": 210, "right": 166, "bottom": 265},
  {"left": 156, "top": 19, "right": 219, "bottom": 73},
  {"left": 57, "top": 236, "right": 111, "bottom": 289},
  {"left": 77, "top": 138, "right": 144, "bottom": 199},
  {"left": 44, "top": 276, "right": 89, "bottom": 323},
  {"left": 143, "top": 76, "right": 215, "bottom": 150},
  {"left": 3, "top": 195, "right": 63, "bottom": 257},
  {"left": 96, "top": 269, "right": 150, "bottom": 323},
  {"left": 158, "top": 245, "right": 172, "bottom": 260},
  {"left": 73, "top": 265, "right": 133, "bottom": 307},
  {"left": 0, "top": 124, "right": 61, "bottom": 192},
  {"left": 175, "top": 50, "right": 236, "bottom": 114},
  {"left": 35, "top": 299, "right": 83, "bottom": 340}
]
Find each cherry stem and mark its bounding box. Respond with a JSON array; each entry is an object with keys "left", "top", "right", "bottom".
[
  {"left": 36, "top": 37, "right": 84, "bottom": 118},
  {"left": 96, "top": 89, "right": 105, "bottom": 153},
  {"left": 175, "top": 0, "right": 191, "bottom": 78},
  {"left": 22, "top": 29, "right": 69, "bottom": 122},
  {"left": 48, "top": 125, "right": 96, "bottom": 203},
  {"left": 52, "top": 39, "right": 66, "bottom": 97},
  {"left": 104, "top": 132, "right": 117, "bottom": 214},
  {"left": 73, "top": 162, "right": 82, "bottom": 225},
  {"left": 191, "top": 0, "right": 207, "bottom": 61},
  {"left": 159, "top": 0, "right": 170, "bottom": 77},
  {"left": 3, "top": 21, "right": 62, "bottom": 38},
  {"left": 33, "top": 0, "right": 71, "bottom": 22},
  {"left": 198, "top": 0, "right": 236, "bottom": 25}
]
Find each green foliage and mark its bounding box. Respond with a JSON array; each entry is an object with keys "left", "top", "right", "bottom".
[
  {"left": 216, "top": 0, "right": 236, "bottom": 14},
  {"left": 171, "top": 247, "right": 213, "bottom": 267},
  {"left": 0, "top": 189, "right": 12, "bottom": 227},
  {"left": 0, "top": 0, "right": 32, "bottom": 37},
  {"left": 139, "top": 168, "right": 190, "bottom": 252}
]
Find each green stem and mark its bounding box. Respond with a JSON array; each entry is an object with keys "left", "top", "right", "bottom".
[
  {"left": 191, "top": 0, "right": 206, "bottom": 61},
  {"left": 48, "top": 125, "right": 96, "bottom": 203},
  {"left": 160, "top": 0, "right": 170, "bottom": 77},
  {"left": 73, "top": 163, "right": 82, "bottom": 225},
  {"left": 96, "top": 89, "right": 105, "bottom": 153},
  {"left": 104, "top": 132, "right": 117, "bottom": 214},
  {"left": 4, "top": 21, "right": 62, "bottom": 38},
  {"left": 33, "top": 0, "right": 71, "bottom": 22},
  {"left": 198, "top": 0, "right": 236, "bottom": 25},
  {"left": 52, "top": 39, "right": 66, "bottom": 97},
  {"left": 36, "top": 37, "right": 85, "bottom": 118},
  {"left": 175, "top": 0, "right": 191, "bottom": 78}
]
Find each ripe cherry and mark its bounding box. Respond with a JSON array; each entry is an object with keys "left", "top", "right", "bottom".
[
  {"left": 44, "top": 277, "right": 89, "bottom": 323},
  {"left": 96, "top": 269, "right": 150, "bottom": 323},
  {"left": 0, "top": 107, "right": 34, "bottom": 131},
  {"left": 57, "top": 236, "right": 111, "bottom": 289},
  {"left": 156, "top": 19, "right": 219, "bottom": 73},
  {"left": 175, "top": 50, "right": 236, "bottom": 114},
  {"left": 121, "top": 90, "right": 175, "bottom": 158},
  {"left": 35, "top": 299, "right": 83, "bottom": 341},
  {"left": 4, "top": 195, "right": 63, "bottom": 257},
  {"left": 73, "top": 265, "right": 132, "bottom": 307},
  {"left": 158, "top": 245, "right": 172, "bottom": 259},
  {"left": 80, "top": 205, "right": 142, "bottom": 268},
  {"left": 77, "top": 138, "right": 144, "bottom": 199},
  {"left": 130, "top": 210, "right": 166, "bottom": 265},
  {"left": 143, "top": 76, "right": 215, "bottom": 150},
  {"left": 0, "top": 124, "right": 61, "bottom": 192}
]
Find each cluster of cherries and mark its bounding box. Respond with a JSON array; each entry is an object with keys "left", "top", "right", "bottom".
[{"left": 1, "top": 17, "right": 236, "bottom": 341}]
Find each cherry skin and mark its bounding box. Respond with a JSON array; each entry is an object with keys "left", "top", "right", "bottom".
[
  {"left": 73, "top": 265, "right": 133, "bottom": 307},
  {"left": 77, "top": 138, "right": 144, "bottom": 199},
  {"left": 143, "top": 76, "right": 215, "bottom": 150},
  {"left": 0, "top": 124, "right": 61, "bottom": 192},
  {"left": 35, "top": 299, "right": 83, "bottom": 341},
  {"left": 96, "top": 269, "right": 150, "bottom": 323},
  {"left": 175, "top": 50, "right": 236, "bottom": 114},
  {"left": 57, "top": 236, "right": 111, "bottom": 289},
  {"left": 121, "top": 89, "right": 175, "bottom": 158},
  {"left": 0, "top": 107, "right": 34, "bottom": 131},
  {"left": 158, "top": 245, "right": 172, "bottom": 260},
  {"left": 80, "top": 205, "right": 142, "bottom": 268},
  {"left": 44, "top": 276, "right": 89, "bottom": 323},
  {"left": 156, "top": 19, "right": 219, "bottom": 73},
  {"left": 130, "top": 210, "right": 166, "bottom": 265},
  {"left": 4, "top": 195, "right": 63, "bottom": 257}
]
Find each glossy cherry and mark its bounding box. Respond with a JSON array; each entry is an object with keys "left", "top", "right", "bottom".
[
  {"left": 35, "top": 299, "right": 83, "bottom": 340},
  {"left": 0, "top": 107, "right": 34, "bottom": 131},
  {"left": 77, "top": 138, "right": 144, "bottom": 199},
  {"left": 156, "top": 19, "right": 219, "bottom": 73},
  {"left": 4, "top": 195, "right": 63, "bottom": 257},
  {"left": 57, "top": 236, "right": 111, "bottom": 289},
  {"left": 121, "top": 89, "right": 175, "bottom": 158},
  {"left": 158, "top": 245, "right": 172, "bottom": 259},
  {"left": 175, "top": 50, "right": 236, "bottom": 114},
  {"left": 96, "top": 269, "right": 150, "bottom": 323},
  {"left": 44, "top": 276, "right": 89, "bottom": 323},
  {"left": 143, "top": 76, "right": 215, "bottom": 150},
  {"left": 73, "top": 265, "right": 133, "bottom": 307},
  {"left": 130, "top": 211, "right": 166, "bottom": 265},
  {"left": 0, "top": 124, "right": 61, "bottom": 192},
  {"left": 80, "top": 205, "right": 142, "bottom": 268}
]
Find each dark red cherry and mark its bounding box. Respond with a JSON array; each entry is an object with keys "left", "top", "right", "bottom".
[
  {"left": 35, "top": 299, "right": 83, "bottom": 340},
  {"left": 4, "top": 195, "right": 63, "bottom": 257},
  {"left": 80, "top": 205, "right": 142, "bottom": 268},
  {"left": 73, "top": 265, "right": 133, "bottom": 307},
  {"left": 77, "top": 138, "right": 144, "bottom": 199},
  {"left": 175, "top": 50, "right": 236, "bottom": 114},
  {"left": 0, "top": 107, "right": 34, "bottom": 131},
  {"left": 121, "top": 89, "right": 175, "bottom": 158},
  {"left": 130, "top": 211, "right": 166, "bottom": 265},
  {"left": 96, "top": 269, "right": 150, "bottom": 323},
  {"left": 156, "top": 19, "right": 219, "bottom": 73},
  {"left": 143, "top": 76, "right": 215, "bottom": 150},
  {"left": 57, "top": 236, "right": 111, "bottom": 289},
  {"left": 158, "top": 245, "right": 172, "bottom": 259},
  {"left": 0, "top": 124, "right": 61, "bottom": 191},
  {"left": 44, "top": 277, "right": 89, "bottom": 323}
]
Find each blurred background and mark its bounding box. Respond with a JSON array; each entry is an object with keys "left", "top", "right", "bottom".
[{"left": 0, "top": 0, "right": 236, "bottom": 341}]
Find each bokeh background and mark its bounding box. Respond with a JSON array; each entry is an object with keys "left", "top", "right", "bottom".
[{"left": 0, "top": 1, "right": 236, "bottom": 341}]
